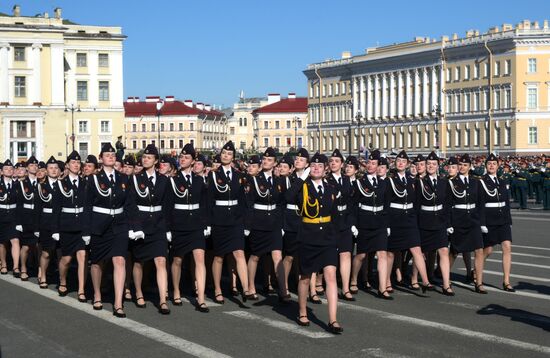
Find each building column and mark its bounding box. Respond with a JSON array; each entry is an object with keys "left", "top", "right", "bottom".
[
  {"left": 439, "top": 66, "right": 445, "bottom": 113},
  {"left": 422, "top": 67, "right": 429, "bottom": 116},
  {"left": 0, "top": 43, "right": 9, "bottom": 103},
  {"left": 405, "top": 70, "right": 412, "bottom": 118},
  {"left": 373, "top": 75, "right": 380, "bottom": 119},
  {"left": 359, "top": 76, "right": 366, "bottom": 117},
  {"left": 381, "top": 74, "right": 388, "bottom": 119},
  {"left": 50, "top": 43, "right": 65, "bottom": 106},
  {"left": 352, "top": 77, "right": 358, "bottom": 119},
  {"left": 390, "top": 72, "right": 396, "bottom": 118},
  {"left": 431, "top": 66, "right": 437, "bottom": 112},
  {"left": 397, "top": 71, "right": 403, "bottom": 118},
  {"left": 414, "top": 68, "right": 421, "bottom": 117},
  {"left": 366, "top": 75, "right": 373, "bottom": 120},
  {"left": 31, "top": 44, "right": 43, "bottom": 105}
]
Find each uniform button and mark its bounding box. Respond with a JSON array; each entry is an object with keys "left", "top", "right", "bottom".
[
  {"left": 320, "top": 205, "right": 323, "bottom": 208},
  {"left": 320, "top": 226, "right": 323, "bottom": 230},
  {"left": 113, "top": 194, "right": 116, "bottom": 197}
]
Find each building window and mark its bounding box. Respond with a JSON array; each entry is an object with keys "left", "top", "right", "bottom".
[
  {"left": 322, "top": 85, "right": 326, "bottom": 97},
  {"left": 142, "top": 140, "right": 146, "bottom": 148},
  {"left": 335, "top": 83, "right": 340, "bottom": 95},
  {"left": 464, "top": 65, "right": 470, "bottom": 80},
  {"left": 132, "top": 123, "right": 137, "bottom": 132},
  {"left": 141, "top": 123, "right": 146, "bottom": 132},
  {"left": 132, "top": 140, "right": 137, "bottom": 149},
  {"left": 78, "top": 120, "right": 88, "bottom": 134},
  {"left": 446, "top": 129, "right": 451, "bottom": 148},
  {"left": 474, "top": 63, "right": 480, "bottom": 79},
  {"left": 79, "top": 142, "right": 89, "bottom": 158},
  {"left": 454, "top": 67, "right": 461, "bottom": 81},
  {"left": 14, "top": 47, "right": 25, "bottom": 61},
  {"left": 528, "top": 126, "right": 538, "bottom": 144},
  {"left": 341, "top": 83, "right": 346, "bottom": 95},
  {"left": 230, "top": 127, "right": 235, "bottom": 135},
  {"left": 465, "top": 129, "right": 470, "bottom": 147},
  {"left": 76, "top": 53, "right": 87, "bottom": 67},
  {"left": 263, "top": 138, "right": 268, "bottom": 147},
  {"left": 465, "top": 93, "right": 471, "bottom": 112},
  {"left": 179, "top": 140, "right": 183, "bottom": 148},
  {"left": 286, "top": 120, "right": 291, "bottom": 129},
  {"left": 77, "top": 81, "right": 88, "bottom": 101},
  {"left": 98, "top": 53, "right": 109, "bottom": 67},
  {"left": 263, "top": 121, "right": 268, "bottom": 129},
  {"left": 474, "top": 128, "right": 480, "bottom": 146},
  {"left": 455, "top": 94, "right": 461, "bottom": 113},
  {"left": 160, "top": 123, "right": 165, "bottom": 132},
  {"left": 505, "top": 126, "right": 511, "bottom": 146},
  {"left": 484, "top": 63, "right": 489, "bottom": 78},
  {"left": 100, "top": 120, "right": 110, "bottom": 133},
  {"left": 169, "top": 123, "right": 174, "bottom": 131},
  {"left": 446, "top": 68, "right": 451, "bottom": 82},
  {"left": 528, "top": 87, "right": 538, "bottom": 109},
  {"left": 504, "top": 89, "right": 511, "bottom": 108},
  {"left": 484, "top": 91, "right": 489, "bottom": 110},
  {"left": 329, "top": 84, "right": 333, "bottom": 96},
  {"left": 275, "top": 137, "right": 280, "bottom": 148},
  {"left": 504, "top": 60, "right": 511, "bottom": 75},
  {"left": 455, "top": 128, "right": 461, "bottom": 147},
  {"left": 494, "top": 61, "right": 501, "bottom": 76},
  {"left": 151, "top": 123, "right": 156, "bottom": 132},
  {"left": 190, "top": 123, "right": 194, "bottom": 131},
  {"left": 315, "top": 86, "right": 319, "bottom": 97},
  {"left": 99, "top": 81, "right": 109, "bottom": 101},
  {"left": 275, "top": 121, "right": 280, "bottom": 129},
  {"left": 14, "top": 76, "right": 26, "bottom": 97},
  {"left": 494, "top": 90, "right": 501, "bottom": 110},
  {"left": 528, "top": 58, "right": 537, "bottom": 73},
  {"left": 494, "top": 127, "right": 500, "bottom": 146},
  {"left": 474, "top": 92, "right": 480, "bottom": 111},
  {"left": 169, "top": 140, "right": 174, "bottom": 149},
  {"left": 160, "top": 140, "right": 165, "bottom": 149}
]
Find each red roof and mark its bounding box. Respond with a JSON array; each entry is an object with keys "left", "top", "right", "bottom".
[
  {"left": 124, "top": 99, "right": 224, "bottom": 117},
  {"left": 253, "top": 97, "right": 307, "bottom": 114}
]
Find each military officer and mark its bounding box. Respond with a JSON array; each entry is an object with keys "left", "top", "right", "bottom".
[{"left": 0, "top": 159, "right": 20, "bottom": 276}]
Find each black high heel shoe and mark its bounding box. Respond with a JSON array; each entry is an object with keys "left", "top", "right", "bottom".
[
  {"left": 213, "top": 293, "right": 225, "bottom": 304},
  {"left": 421, "top": 284, "right": 435, "bottom": 294},
  {"left": 328, "top": 321, "right": 343, "bottom": 334},
  {"left": 297, "top": 315, "right": 310, "bottom": 327},
  {"left": 475, "top": 284, "right": 488, "bottom": 294},
  {"left": 442, "top": 286, "right": 455, "bottom": 296},
  {"left": 308, "top": 294, "right": 322, "bottom": 304},
  {"left": 92, "top": 300, "right": 103, "bottom": 310},
  {"left": 339, "top": 291, "right": 356, "bottom": 302},
  {"left": 57, "top": 284, "right": 68, "bottom": 297},
  {"left": 158, "top": 302, "right": 171, "bottom": 315},
  {"left": 172, "top": 297, "right": 183, "bottom": 306},
  {"left": 377, "top": 290, "right": 394, "bottom": 300},
  {"left": 135, "top": 297, "right": 147, "bottom": 308},
  {"left": 113, "top": 307, "right": 126, "bottom": 318},
  {"left": 231, "top": 286, "right": 239, "bottom": 297},
  {"left": 502, "top": 283, "right": 516, "bottom": 292},
  {"left": 410, "top": 282, "right": 420, "bottom": 291},
  {"left": 195, "top": 302, "right": 210, "bottom": 313}
]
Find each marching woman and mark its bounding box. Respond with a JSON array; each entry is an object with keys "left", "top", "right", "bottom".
[
  {"left": 207, "top": 141, "right": 250, "bottom": 304},
  {"left": 385, "top": 150, "right": 432, "bottom": 293},
  {"left": 166, "top": 143, "right": 210, "bottom": 312},
  {"left": 326, "top": 149, "right": 355, "bottom": 302},
  {"left": 350, "top": 150, "right": 392, "bottom": 299},
  {"left": 35, "top": 156, "right": 60, "bottom": 288},
  {"left": 414, "top": 151, "right": 454, "bottom": 295},
  {"left": 0, "top": 159, "right": 21, "bottom": 276},
  {"left": 83, "top": 143, "right": 131, "bottom": 317},
  {"left": 285, "top": 153, "right": 343, "bottom": 334},
  {"left": 480, "top": 153, "right": 514, "bottom": 292},
  {"left": 128, "top": 144, "right": 171, "bottom": 315},
  {"left": 448, "top": 154, "right": 486, "bottom": 293},
  {"left": 245, "top": 147, "right": 288, "bottom": 302},
  {"left": 52, "top": 151, "right": 88, "bottom": 300}
]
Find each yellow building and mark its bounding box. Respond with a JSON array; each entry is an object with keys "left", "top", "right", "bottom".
[
  {"left": 227, "top": 95, "right": 267, "bottom": 152},
  {"left": 304, "top": 20, "right": 550, "bottom": 156},
  {"left": 0, "top": 5, "right": 125, "bottom": 162},
  {"left": 252, "top": 93, "right": 308, "bottom": 153}
]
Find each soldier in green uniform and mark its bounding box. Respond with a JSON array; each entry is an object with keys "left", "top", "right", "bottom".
[
  {"left": 531, "top": 161, "right": 543, "bottom": 204},
  {"left": 472, "top": 160, "right": 485, "bottom": 179},
  {"left": 526, "top": 164, "right": 534, "bottom": 200},
  {"left": 514, "top": 161, "right": 529, "bottom": 209},
  {"left": 542, "top": 161, "right": 550, "bottom": 210},
  {"left": 500, "top": 164, "right": 514, "bottom": 201}
]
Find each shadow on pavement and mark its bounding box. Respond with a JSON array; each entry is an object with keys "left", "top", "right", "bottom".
[
  {"left": 477, "top": 304, "right": 550, "bottom": 331},
  {"left": 514, "top": 281, "right": 550, "bottom": 295}
]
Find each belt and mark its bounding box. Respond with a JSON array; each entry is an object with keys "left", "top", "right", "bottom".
[
  {"left": 453, "top": 204, "right": 476, "bottom": 210},
  {"left": 0, "top": 204, "right": 16, "bottom": 210},
  {"left": 215, "top": 200, "right": 238, "bottom": 206},
  {"left": 485, "top": 202, "right": 506, "bottom": 208},
  {"left": 62, "top": 207, "right": 84, "bottom": 214},
  {"left": 137, "top": 205, "right": 162, "bottom": 213},
  {"left": 517, "top": 178, "right": 527, "bottom": 181},
  {"left": 253, "top": 204, "right": 277, "bottom": 211},
  {"left": 23, "top": 204, "right": 34, "bottom": 210},
  {"left": 390, "top": 203, "right": 413, "bottom": 210},
  {"left": 286, "top": 204, "right": 298, "bottom": 210},
  {"left": 359, "top": 204, "right": 384, "bottom": 212},
  {"left": 174, "top": 203, "right": 200, "bottom": 210},
  {"left": 302, "top": 216, "right": 331, "bottom": 224},
  {"left": 337, "top": 205, "right": 347, "bottom": 212},
  {"left": 42, "top": 208, "right": 53, "bottom": 214},
  {"left": 421, "top": 205, "right": 443, "bottom": 212},
  {"left": 92, "top": 206, "right": 124, "bottom": 215}
]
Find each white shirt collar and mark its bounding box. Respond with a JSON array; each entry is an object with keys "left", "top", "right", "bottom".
[
  {"left": 263, "top": 171, "right": 272, "bottom": 180},
  {"left": 3, "top": 177, "right": 12, "bottom": 186},
  {"left": 68, "top": 173, "right": 79, "bottom": 183},
  {"left": 429, "top": 175, "right": 438, "bottom": 181},
  {"left": 332, "top": 173, "right": 341, "bottom": 181},
  {"left": 48, "top": 177, "right": 57, "bottom": 186},
  {"left": 104, "top": 168, "right": 115, "bottom": 180}
]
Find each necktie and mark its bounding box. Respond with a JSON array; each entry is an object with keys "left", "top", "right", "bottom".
[
  {"left": 109, "top": 174, "right": 115, "bottom": 186},
  {"left": 433, "top": 178, "right": 437, "bottom": 187},
  {"left": 149, "top": 176, "right": 154, "bottom": 186},
  {"left": 402, "top": 176, "right": 407, "bottom": 185},
  {"left": 317, "top": 185, "right": 323, "bottom": 196},
  {"left": 186, "top": 174, "right": 191, "bottom": 186},
  {"left": 493, "top": 177, "right": 499, "bottom": 185},
  {"left": 268, "top": 176, "right": 272, "bottom": 186},
  {"left": 7, "top": 183, "right": 11, "bottom": 191},
  {"left": 464, "top": 177, "right": 469, "bottom": 185},
  {"left": 73, "top": 179, "right": 78, "bottom": 188},
  {"left": 226, "top": 170, "right": 231, "bottom": 181},
  {"left": 338, "top": 177, "right": 342, "bottom": 186},
  {"left": 372, "top": 177, "right": 377, "bottom": 186}
]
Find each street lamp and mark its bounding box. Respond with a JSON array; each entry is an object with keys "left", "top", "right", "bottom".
[
  {"left": 431, "top": 104, "right": 441, "bottom": 152},
  {"left": 156, "top": 100, "right": 164, "bottom": 151},
  {"left": 355, "top": 110, "right": 363, "bottom": 157},
  {"left": 64, "top": 104, "right": 81, "bottom": 152},
  {"left": 292, "top": 116, "right": 299, "bottom": 151}
]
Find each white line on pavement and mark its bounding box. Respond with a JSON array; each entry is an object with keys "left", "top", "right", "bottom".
[
  {"left": 492, "top": 251, "right": 550, "bottom": 259},
  {"left": 512, "top": 244, "right": 550, "bottom": 252},
  {"left": 510, "top": 217, "right": 549, "bottom": 222},
  {"left": 450, "top": 280, "right": 550, "bottom": 301},
  {"left": 485, "top": 258, "right": 550, "bottom": 270},
  {"left": 458, "top": 268, "right": 550, "bottom": 282},
  {"left": 0, "top": 275, "right": 232, "bottom": 358},
  {"left": 224, "top": 311, "right": 334, "bottom": 339}
]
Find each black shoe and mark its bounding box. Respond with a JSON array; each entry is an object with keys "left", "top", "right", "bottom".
[
  {"left": 328, "top": 321, "right": 343, "bottom": 334},
  {"left": 58, "top": 284, "right": 69, "bottom": 297},
  {"left": 502, "top": 283, "right": 516, "bottom": 292},
  {"left": 213, "top": 293, "right": 225, "bottom": 304},
  {"left": 244, "top": 292, "right": 258, "bottom": 301},
  {"left": 309, "top": 294, "right": 322, "bottom": 304},
  {"left": 421, "top": 284, "right": 434, "bottom": 294},
  {"left": 20, "top": 271, "right": 29, "bottom": 282},
  {"left": 159, "top": 302, "right": 171, "bottom": 315},
  {"left": 278, "top": 294, "right": 291, "bottom": 305},
  {"left": 410, "top": 282, "right": 420, "bottom": 291},
  {"left": 195, "top": 302, "right": 210, "bottom": 313},
  {"left": 38, "top": 280, "right": 48, "bottom": 289},
  {"left": 363, "top": 281, "right": 372, "bottom": 290},
  {"left": 231, "top": 286, "right": 239, "bottom": 297},
  {"left": 77, "top": 292, "right": 87, "bottom": 303},
  {"left": 13, "top": 268, "right": 21, "bottom": 279},
  {"left": 315, "top": 284, "right": 325, "bottom": 296},
  {"left": 0, "top": 266, "right": 7, "bottom": 275},
  {"left": 297, "top": 315, "right": 310, "bottom": 327},
  {"left": 349, "top": 284, "right": 359, "bottom": 294},
  {"left": 124, "top": 289, "right": 133, "bottom": 302},
  {"left": 475, "top": 284, "right": 488, "bottom": 294},
  {"left": 339, "top": 291, "right": 356, "bottom": 302},
  {"left": 172, "top": 297, "right": 183, "bottom": 306},
  {"left": 442, "top": 286, "right": 455, "bottom": 296},
  {"left": 377, "top": 290, "right": 394, "bottom": 300},
  {"left": 113, "top": 307, "right": 126, "bottom": 318},
  {"left": 92, "top": 300, "right": 103, "bottom": 310},
  {"left": 135, "top": 297, "right": 147, "bottom": 308}
]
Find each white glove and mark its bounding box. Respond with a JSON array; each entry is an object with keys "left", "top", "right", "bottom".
[
  {"left": 244, "top": 229, "right": 250, "bottom": 237},
  {"left": 34, "top": 232, "right": 40, "bottom": 238},
  {"left": 203, "top": 226, "right": 211, "bottom": 237},
  {"left": 82, "top": 236, "right": 91, "bottom": 245},
  {"left": 299, "top": 167, "right": 310, "bottom": 181},
  {"left": 351, "top": 225, "right": 359, "bottom": 237},
  {"left": 166, "top": 232, "right": 172, "bottom": 242},
  {"left": 281, "top": 229, "right": 285, "bottom": 237},
  {"left": 481, "top": 226, "right": 488, "bottom": 234},
  {"left": 447, "top": 227, "right": 454, "bottom": 235},
  {"left": 15, "top": 225, "right": 23, "bottom": 232},
  {"left": 133, "top": 231, "right": 145, "bottom": 240},
  {"left": 52, "top": 233, "right": 60, "bottom": 241},
  {"left": 387, "top": 228, "right": 391, "bottom": 237}
]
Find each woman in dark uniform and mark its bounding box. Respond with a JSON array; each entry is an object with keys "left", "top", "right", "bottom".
[
  {"left": 128, "top": 144, "right": 171, "bottom": 314},
  {"left": 481, "top": 153, "right": 514, "bottom": 292},
  {"left": 285, "top": 153, "right": 343, "bottom": 334},
  {"left": 385, "top": 150, "right": 432, "bottom": 293},
  {"left": 52, "top": 151, "right": 88, "bottom": 301},
  {"left": 83, "top": 143, "right": 131, "bottom": 317},
  {"left": 448, "top": 154, "right": 486, "bottom": 293},
  {"left": 0, "top": 159, "right": 20, "bottom": 276},
  {"left": 207, "top": 141, "right": 250, "bottom": 303},
  {"left": 350, "top": 150, "right": 392, "bottom": 299}
]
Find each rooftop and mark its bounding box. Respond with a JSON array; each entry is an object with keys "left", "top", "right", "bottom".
[
  {"left": 253, "top": 96, "right": 307, "bottom": 115},
  {"left": 124, "top": 97, "right": 225, "bottom": 118}
]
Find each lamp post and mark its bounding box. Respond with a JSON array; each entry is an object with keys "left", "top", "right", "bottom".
[
  {"left": 64, "top": 104, "right": 81, "bottom": 152},
  {"left": 156, "top": 100, "right": 164, "bottom": 150},
  {"left": 431, "top": 104, "right": 441, "bottom": 153},
  {"left": 292, "top": 115, "right": 299, "bottom": 151},
  {"left": 355, "top": 110, "right": 363, "bottom": 157}
]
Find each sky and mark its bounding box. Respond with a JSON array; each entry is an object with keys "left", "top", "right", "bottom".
[{"left": 4, "top": 0, "right": 550, "bottom": 108}]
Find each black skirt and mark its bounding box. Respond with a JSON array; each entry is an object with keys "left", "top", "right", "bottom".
[
  {"left": 356, "top": 227, "right": 387, "bottom": 254},
  {"left": 0, "top": 224, "right": 18, "bottom": 244},
  {"left": 171, "top": 229, "right": 205, "bottom": 257},
  {"left": 89, "top": 227, "right": 129, "bottom": 264},
  {"left": 299, "top": 242, "right": 338, "bottom": 275},
  {"left": 39, "top": 229, "right": 57, "bottom": 250},
  {"left": 419, "top": 228, "right": 449, "bottom": 252},
  {"left": 249, "top": 229, "right": 282, "bottom": 256},
  {"left": 483, "top": 225, "right": 512, "bottom": 247},
  {"left": 283, "top": 231, "right": 299, "bottom": 256},
  {"left": 60, "top": 231, "right": 86, "bottom": 256},
  {"left": 19, "top": 231, "right": 38, "bottom": 247},
  {"left": 449, "top": 225, "right": 483, "bottom": 253},
  {"left": 337, "top": 228, "right": 353, "bottom": 253},
  {"left": 132, "top": 231, "right": 168, "bottom": 262},
  {"left": 388, "top": 226, "right": 421, "bottom": 251},
  {"left": 211, "top": 225, "right": 244, "bottom": 256}
]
